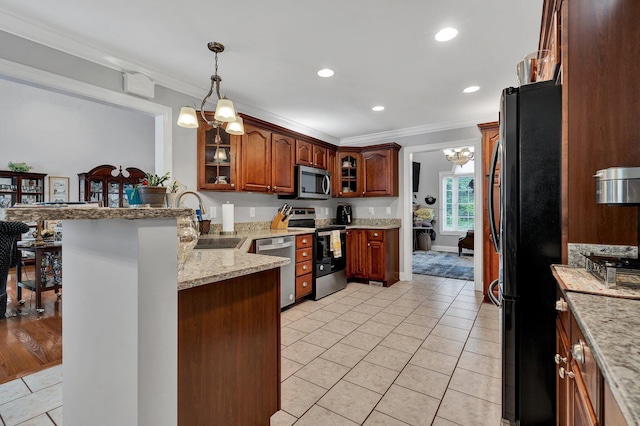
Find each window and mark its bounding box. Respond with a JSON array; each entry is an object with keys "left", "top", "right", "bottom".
[{"left": 440, "top": 173, "right": 474, "bottom": 233}]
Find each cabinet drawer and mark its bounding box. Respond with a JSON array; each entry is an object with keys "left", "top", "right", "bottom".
[
  {"left": 296, "top": 260, "right": 313, "bottom": 277},
  {"left": 296, "top": 273, "right": 313, "bottom": 298},
  {"left": 296, "top": 234, "right": 313, "bottom": 248},
  {"left": 296, "top": 247, "right": 312, "bottom": 262},
  {"left": 367, "top": 230, "right": 385, "bottom": 241}
]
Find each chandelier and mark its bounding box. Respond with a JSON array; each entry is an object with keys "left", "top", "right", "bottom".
[
  {"left": 177, "top": 42, "right": 245, "bottom": 135},
  {"left": 443, "top": 147, "right": 475, "bottom": 166}
]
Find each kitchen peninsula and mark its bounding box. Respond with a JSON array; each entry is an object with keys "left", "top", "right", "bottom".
[{"left": 0, "top": 207, "right": 290, "bottom": 426}]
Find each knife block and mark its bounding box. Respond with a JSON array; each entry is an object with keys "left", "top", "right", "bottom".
[{"left": 271, "top": 212, "right": 290, "bottom": 229}]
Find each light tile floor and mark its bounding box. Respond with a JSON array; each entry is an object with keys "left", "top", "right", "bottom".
[{"left": 0, "top": 275, "right": 501, "bottom": 426}]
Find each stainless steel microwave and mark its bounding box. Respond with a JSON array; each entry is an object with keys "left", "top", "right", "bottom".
[{"left": 279, "top": 165, "right": 331, "bottom": 200}]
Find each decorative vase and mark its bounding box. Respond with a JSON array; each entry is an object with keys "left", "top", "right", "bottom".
[
  {"left": 177, "top": 215, "right": 199, "bottom": 269},
  {"left": 137, "top": 186, "right": 167, "bottom": 207},
  {"left": 166, "top": 192, "right": 178, "bottom": 208}
]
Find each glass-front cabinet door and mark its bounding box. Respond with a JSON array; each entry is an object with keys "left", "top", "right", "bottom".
[
  {"left": 337, "top": 152, "right": 361, "bottom": 197},
  {"left": 198, "top": 111, "right": 237, "bottom": 191},
  {"left": 0, "top": 171, "right": 46, "bottom": 206},
  {"left": 78, "top": 165, "right": 145, "bottom": 207}
]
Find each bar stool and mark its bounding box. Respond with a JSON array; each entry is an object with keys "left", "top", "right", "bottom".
[{"left": 0, "top": 221, "right": 30, "bottom": 317}]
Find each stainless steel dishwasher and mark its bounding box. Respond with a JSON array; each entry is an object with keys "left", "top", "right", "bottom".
[{"left": 255, "top": 236, "right": 296, "bottom": 309}]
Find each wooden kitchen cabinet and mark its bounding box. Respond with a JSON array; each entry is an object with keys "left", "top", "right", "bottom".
[
  {"left": 346, "top": 229, "right": 366, "bottom": 278},
  {"left": 478, "top": 122, "right": 500, "bottom": 301},
  {"left": 346, "top": 228, "right": 399, "bottom": 287},
  {"left": 296, "top": 140, "right": 327, "bottom": 170},
  {"left": 237, "top": 121, "right": 295, "bottom": 195},
  {"left": 555, "top": 290, "right": 600, "bottom": 426},
  {"left": 336, "top": 151, "right": 362, "bottom": 197},
  {"left": 295, "top": 234, "right": 313, "bottom": 300},
  {"left": 336, "top": 144, "right": 400, "bottom": 198},
  {"left": 0, "top": 170, "right": 47, "bottom": 206},
  {"left": 78, "top": 164, "right": 145, "bottom": 208},
  {"left": 197, "top": 111, "right": 238, "bottom": 191},
  {"left": 362, "top": 147, "right": 399, "bottom": 197},
  {"left": 327, "top": 148, "right": 337, "bottom": 196}
]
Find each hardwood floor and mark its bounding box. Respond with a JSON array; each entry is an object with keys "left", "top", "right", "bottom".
[{"left": 0, "top": 265, "right": 62, "bottom": 384}]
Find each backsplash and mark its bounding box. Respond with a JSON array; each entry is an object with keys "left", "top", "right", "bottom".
[
  {"left": 203, "top": 218, "right": 402, "bottom": 234},
  {"left": 567, "top": 243, "right": 637, "bottom": 267}
]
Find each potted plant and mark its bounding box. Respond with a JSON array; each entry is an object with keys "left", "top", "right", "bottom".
[
  {"left": 136, "top": 172, "right": 170, "bottom": 207},
  {"left": 166, "top": 180, "right": 185, "bottom": 208}
]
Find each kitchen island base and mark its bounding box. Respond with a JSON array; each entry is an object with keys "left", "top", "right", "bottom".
[{"left": 178, "top": 268, "right": 281, "bottom": 426}]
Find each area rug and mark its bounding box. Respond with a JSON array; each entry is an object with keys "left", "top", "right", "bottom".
[{"left": 412, "top": 250, "right": 474, "bottom": 280}]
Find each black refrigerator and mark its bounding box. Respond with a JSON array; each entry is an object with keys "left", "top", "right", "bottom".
[{"left": 488, "top": 80, "right": 562, "bottom": 425}]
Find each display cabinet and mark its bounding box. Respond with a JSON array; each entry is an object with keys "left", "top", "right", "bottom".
[
  {"left": 78, "top": 165, "right": 145, "bottom": 208},
  {"left": 336, "top": 152, "right": 362, "bottom": 197},
  {"left": 0, "top": 170, "right": 47, "bottom": 207},
  {"left": 197, "top": 111, "right": 237, "bottom": 191}
]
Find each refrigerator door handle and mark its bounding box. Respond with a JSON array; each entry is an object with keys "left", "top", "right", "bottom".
[{"left": 488, "top": 140, "right": 501, "bottom": 253}]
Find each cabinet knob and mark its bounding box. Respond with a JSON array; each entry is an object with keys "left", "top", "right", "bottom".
[
  {"left": 339, "top": 191, "right": 342, "bottom": 195},
  {"left": 367, "top": 243, "right": 370, "bottom": 247},
  {"left": 231, "top": 183, "right": 235, "bottom": 188},
  {"left": 303, "top": 265, "right": 307, "bottom": 270},
  {"left": 554, "top": 354, "right": 567, "bottom": 365},
  {"left": 558, "top": 367, "right": 575, "bottom": 380},
  {"left": 555, "top": 298, "right": 568, "bottom": 312},
  {"left": 273, "top": 186, "right": 277, "bottom": 190},
  {"left": 373, "top": 233, "right": 379, "bottom": 237},
  {"left": 571, "top": 341, "right": 585, "bottom": 364},
  {"left": 303, "top": 252, "right": 308, "bottom": 257},
  {"left": 302, "top": 282, "right": 308, "bottom": 288},
  {"left": 362, "top": 191, "right": 365, "bottom": 195},
  {"left": 302, "top": 238, "right": 308, "bottom": 244},
  {"left": 267, "top": 185, "right": 271, "bottom": 190}
]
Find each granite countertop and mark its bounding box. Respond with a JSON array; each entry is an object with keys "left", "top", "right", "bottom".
[
  {"left": 178, "top": 228, "right": 315, "bottom": 290},
  {"left": 555, "top": 267, "right": 640, "bottom": 424},
  {"left": 0, "top": 206, "right": 193, "bottom": 221}
]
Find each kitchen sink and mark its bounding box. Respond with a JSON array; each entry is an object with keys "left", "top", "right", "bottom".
[{"left": 194, "top": 237, "right": 246, "bottom": 250}]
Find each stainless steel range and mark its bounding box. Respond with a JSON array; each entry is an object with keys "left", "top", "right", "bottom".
[
  {"left": 584, "top": 254, "right": 640, "bottom": 288},
  {"left": 288, "top": 207, "right": 347, "bottom": 300}
]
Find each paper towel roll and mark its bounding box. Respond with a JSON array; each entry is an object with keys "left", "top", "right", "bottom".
[{"left": 222, "top": 203, "right": 234, "bottom": 233}]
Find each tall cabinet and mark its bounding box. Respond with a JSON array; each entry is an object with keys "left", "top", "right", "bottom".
[
  {"left": 78, "top": 165, "right": 145, "bottom": 208},
  {"left": 0, "top": 170, "right": 47, "bottom": 206},
  {"left": 478, "top": 121, "right": 500, "bottom": 300}
]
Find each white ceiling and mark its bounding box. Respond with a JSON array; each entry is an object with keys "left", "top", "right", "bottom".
[{"left": 0, "top": 0, "right": 542, "bottom": 143}]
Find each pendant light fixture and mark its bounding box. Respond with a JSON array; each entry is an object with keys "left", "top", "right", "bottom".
[
  {"left": 443, "top": 147, "right": 475, "bottom": 166},
  {"left": 177, "top": 42, "right": 245, "bottom": 135}
]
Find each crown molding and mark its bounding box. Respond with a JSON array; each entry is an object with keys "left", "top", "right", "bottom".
[{"left": 339, "top": 115, "right": 497, "bottom": 146}]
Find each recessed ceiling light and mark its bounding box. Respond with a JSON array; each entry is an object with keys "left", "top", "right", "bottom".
[
  {"left": 317, "top": 68, "right": 335, "bottom": 78},
  {"left": 463, "top": 86, "right": 480, "bottom": 93},
  {"left": 372, "top": 106, "right": 385, "bottom": 112},
  {"left": 435, "top": 27, "right": 458, "bottom": 42}
]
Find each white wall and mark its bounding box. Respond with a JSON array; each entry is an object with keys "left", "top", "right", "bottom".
[
  {"left": 0, "top": 78, "right": 155, "bottom": 201},
  {"left": 412, "top": 150, "right": 465, "bottom": 250}
]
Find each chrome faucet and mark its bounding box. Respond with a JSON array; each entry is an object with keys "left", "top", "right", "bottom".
[{"left": 175, "top": 190, "right": 208, "bottom": 215}]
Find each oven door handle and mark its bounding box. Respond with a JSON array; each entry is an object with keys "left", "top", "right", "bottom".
[{"left": 317, "top": 230, "right": 346, "bottom": 237}]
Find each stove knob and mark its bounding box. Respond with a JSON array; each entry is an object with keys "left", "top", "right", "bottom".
[
  {"left": 555, "top": 298, "right": 568, "bottom": 312},
  {"left": 319, "top": 265, "right": 324, "bottom": 271}
]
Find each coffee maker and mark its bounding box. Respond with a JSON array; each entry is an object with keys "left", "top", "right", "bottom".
[{"left": 336, "top": 204, "right": 352, "bottom": 225}]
